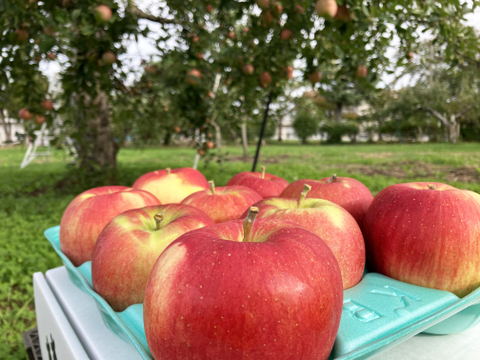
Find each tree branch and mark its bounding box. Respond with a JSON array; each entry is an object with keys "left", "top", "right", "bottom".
[
  {"left": 127, "top": 2, "right": 179, "bottom": 25},
  {"left": 454, "top": 106, "right": 471, "bottom": 118},
  {"left": 419, "top": 106, "right": 450, "bottom": 127}
]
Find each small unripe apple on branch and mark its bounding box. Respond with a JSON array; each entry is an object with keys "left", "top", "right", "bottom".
[
  {"left": 259, "top": 71, "right": 272, "bottom": 88},
  {"left": 242, "top": 64, "right": 254, "bottom": 75},
  {"left": 94, "top": 5, "right": 112, "bottom": 23},
  {"left": 315, "top": 0, "right": 338, "bottom": 18},
  {"left": 102, "top": 51, "right": 116, "bottom": 65}
]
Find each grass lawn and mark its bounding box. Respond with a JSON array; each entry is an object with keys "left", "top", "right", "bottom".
[{"left": 1, "top": 142, "right": 479, "bottom": 358}]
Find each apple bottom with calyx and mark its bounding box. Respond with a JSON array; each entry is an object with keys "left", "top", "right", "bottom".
[
  {"left": 364, "top": 182, "right": 480, "bottom": 298},
  {"left": 144, "top": 208, "right": 343, "bottom": 360},
  {"left": 92, "top": 204, "right": 214, "bottom": 312}
]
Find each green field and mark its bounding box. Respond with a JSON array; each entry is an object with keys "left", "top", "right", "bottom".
[{"left": 1, "top": 142, "right": 480, "bottom": 358}]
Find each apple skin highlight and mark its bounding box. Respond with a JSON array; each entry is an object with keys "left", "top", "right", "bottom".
[
  {"left": 144, "top": 218, "right": 343, "bottom": 360},
  {"left": 133, "top": 167, "right": 209, "bottom": 204}
]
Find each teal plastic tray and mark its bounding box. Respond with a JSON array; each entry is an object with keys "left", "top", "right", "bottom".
[{"left": 45, "top": 226, "right": 480, "bottom": 360}]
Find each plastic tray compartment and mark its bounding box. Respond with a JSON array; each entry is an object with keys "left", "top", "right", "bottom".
[{"left": 45, "top": 226, "right": 480, "bottom": 360}]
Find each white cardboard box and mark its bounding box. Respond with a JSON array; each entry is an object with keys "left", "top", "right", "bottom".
[{"left": 34, "top": 266, "right": 480, "bottom": 360}]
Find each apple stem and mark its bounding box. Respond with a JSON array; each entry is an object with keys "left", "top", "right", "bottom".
[
  {"left": 428, "top": 184, "right": 436, "bottom": 190},
  {"left": 208, "top": 180, "right": 216, "bottom": 194},
  {"left": 261, "top": 166, "right": 266, "bottom": 179},
  {"left": 154, "top": 213, "right": 163, "bottom": 230},
  {"left": 327, "top": 174, "right": 337, "bottom": 183},
  {"left": 166, "top": 168, "right": 171, "bottom": 175},
  {"left": 243, "top": 207, "right": 259, "bottom": 243},
  {"left": 299, "top": 184, "right": 312, "bottom": 207}
]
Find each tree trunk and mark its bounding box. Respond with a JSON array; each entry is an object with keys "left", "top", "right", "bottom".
[
  {"left": 210, "top": 117, "right": 222, "bottom": 149},
  {"left": 77, "top": 91, "right": 118, "bottom": 181},
  {"left": 277, "top": 116, "right": 283, "bottom": 142},
  {"left": 335, "top": 103, "right": 343, "bottom": 122},
  {"left": 230, "top": 129, "right": 239, "bottom": 144},
  {"left": 417, "top": 126, "right": 423, "bottom": 142},
  {"left": 0, "top": 109, "right": 12, "bottom": 143},
  {"left": 164, "top": 131, "right": 172, "bottom": 145},
  {"left": 448, "top": 115, "right": 459, "bottom": 144},
  {"left": 241, "top": 119, "right": 249, "bottom": 162}
]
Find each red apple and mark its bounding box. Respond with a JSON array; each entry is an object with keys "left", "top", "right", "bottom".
[
  {"left": 227, "top": 31, "right": 235, "bottom": 40},
  {"left": 260, "top": 10, "right": 274, "bottom": 25},
  {"left": 205, "top": 4, "right": 212, "bottom": 12},
  {"left": 197, "top": 53, "right": 204, "bottom": 59},
  {"left": 18, "top": 108, "right": 32, "bottom": 120},
  {"left": 186, "top": 69, "right": 202, "bottom": 85},
  {"left": 356, "top": 65, "right": 368, "bottom": 78},
  {"left": 271, "top": 2, "right": 283, "bottom": 16},
  {"left": 206, "top": 141, "right": 214, "bottom": 149},
  {"left": 102, "top": 51, "right": 116, "bottom": 65},
  {"left": 315, "top": 0, "right": 338, "bottom": 18},
  {"left": 280, "top": 174, "right": 373, "bottom": 229},
  {"left": 308, "top": 71, "right": 322, "bottom": 84},
  {"left": 407, "top": 51, "right": 414, "bottom": 61},
  {"left": 226, "top": 166, "right": 289, "bottom": 199},
  {"left": 92, "top": 204, "right": 214, "bottom": 311},
  {"left": 34, "top": 114, "right": 45, "bottom": 125},
  {"left": 280, "top": 174, "right": 373, "bottom": 228},
  {"left": 255, "top": 0, "right": 270, "bottom": 9},
  {"left": 46, "top": 53, "right": 56, "bottom": 60},
  {"left": 242, "top": 64, "right": 254, "bottom": 75},
  {"left": 59, "top": 186, "right": 160, "bottom": 266},
  {"left": 259, "top": 71, "right": 272, "bottom": 88},
  {"left": 133, "top": 167, "right": 209, "bottom": 204},
  {"left": 15, "top": 29, "right": 28, "bottom": 42},
  {"left": 334, "top": 5, "right": 353, "bottom": 22},
  {"left": 197, "top": 149, "right": 205, "bottom": 156},
  {"left": 181, "top": 180, "right": 262, "bottom": 223},
  {"left": 94, "top": 5, "right": 112, "bottom": 22},
  {"left": 247, "top": 185, "right": 365, "bottom": 289},
  {"left": 280, "top": 29, "right": 292, "bottom": 41},
  {"left": 41, "top": 100, "right": 53, "bottom": 111},
  {"left": 295, "top": 4, "right": 304, "bottom": 14},
  {"left": 282, "top": 65, "right": 294, "bottom": 79},
  {"left": 144, "top": 209, "right": 343, "bottom": 360},
  {"left": 364, "top": 182, "right": 480, "bottom": 297},
  {"left": 174, "top": 126, "right": 181, "bottom": 133}
]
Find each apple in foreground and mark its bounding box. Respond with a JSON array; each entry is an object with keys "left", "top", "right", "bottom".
[
  {"left": 280, "top": 174, "right": 373, "bottom": 229},
  {"left": 132, "top": 167, "right": 209, "bottom": 204},
  {"left": 92, "top": 204, "right": 214, "bottom": 311},
  {"left": 181, "top": 180, "right": 262, "bottom": 223},
  {"left": 60, "top": 186, "right": 160, "bottom": 266},
  {"left": 144, "top": 208, "right": 343, "bottom": 360},
  {"left": 364, "top": 182, "right": 480, "bottom": 297},
  {"left": 226, "top": 166, "right": 289, "bottom": 199},
  {"left": 248, "top": 185, "right": 365, "bottom": 289}
]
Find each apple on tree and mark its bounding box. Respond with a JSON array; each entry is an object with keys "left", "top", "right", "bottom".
[
  {"left": 132, "top": 167, "right": 209, "bottom": 204},
  {"left": 186, "top": 69, "right": 202, "bottom": 85},
  {"left": 41, "top": 100, "right": 53, "bottom": 111},
  {"left": 280, "top": 174, "right": 374, "bottom": 230},
  {"left": 364, "top": 182, "right": 480, "bottom": 297},
  {"left": 248, "top": 184, "right": 365, "bottom": 289},
  {"left": 144, "top": 207, "right": 343, "bottom": 360},
  {"left": 60, "top": 186, "right": 160, "bottom": 266},
  {"left": 91, "top": 204, "right": 214, "bottom": 311},
  {"left": 226, "top": 166, "right": 289, "bottom": 199},
  {"left": 242, "top": 64, "right": 255, "bottom": 75},
  {"left": 315, "top": 0, "right": 338, "bottom": 18},
  {"left": 18, "top": 108, "right": 32, "bottom": 120},
  {"left": 181, "top": 180, "right": 262, "bottom": 223},
  {"left": 259, "top": 71, "right": 272, "bottom": 88},
  {"left": 94, "top": 5, "right": 112, "bottom": 22}
]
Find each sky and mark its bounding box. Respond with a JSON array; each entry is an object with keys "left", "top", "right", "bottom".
[{"left": 41, "top": 3, "right": 480, "bottom": 93}]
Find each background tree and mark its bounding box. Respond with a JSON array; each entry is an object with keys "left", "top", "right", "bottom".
[{"left": 293, "top": 110, "right": 319, "bottom": 144}]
